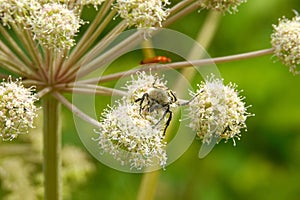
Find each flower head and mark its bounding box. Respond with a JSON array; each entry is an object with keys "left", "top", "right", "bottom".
[
  {"left": 62, "top": 145, "right": 96, "bottom": 183},
  {"left": 94, "top": 72, "right": 175, "bottom": 170},
  {"left": 187, "top": 76, "right": 251, "bottom": 145},
  {"left": 200, "top": 0, "right": 247, "bottom": 14},
  {"left": 114, "top": 0, "right": 171, "bottom": 30},
  {"left": 28, "top": 3, "right": 84, "bottom": 51},
  {"left": 0, "top": 0, "right": 40, "bottom": 27},
  {"left": 125, "top": 71, "right": 167, "bottom": 102},
  {"left": 94, "top": 100, "right": 167, "bottom": 170},
  {"left": 39, "top": 0, "right": 105, "bottom": 8},
  {"left": 77, "top": 0, "right": 105, "bottom": 7},
  {"left": 124, "top": 71, "right": 176, "bottom": 126},
  {"left": 0, "top": 76, "right": 39, "bottom": 141},
  {"left": 271, "top": 12, "right": 300, "bottom": 75}
]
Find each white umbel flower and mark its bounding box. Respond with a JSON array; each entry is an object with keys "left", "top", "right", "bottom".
[
  {"left": 114, "top": 0, "right": 171, "bottom": 29},
  {"left": 94, "top": 101, "right": 167, "bottom": 170},
  {"left": 0, "top": 76, "right": 38, "bottom": 141},
  {"left": 78, "top": 0, "right": 105, "bottom": 6},
  {"left": 187, "top": 76, "right": 251, "bottom": 145},
  {"left": 200, "top": 0, "right": 247, "bottom": 14},
  {"left": 125, "top": 71, "right": 167, "bottom": 102},
  {"left": 271, "top": 12, "right": 300, "bottom": 75},
  {"left": 0, "top": 0, "right": 41, "bottom": 27},
  {"left": 38, "top": 0, "right": 105, "bottom": 6},
  {"left": 28, "top": 3, "right": 84, "bottom": 51},
  {"left": 124, "top": 71, "right": 177, "bottom": 127},
  {"left": 94, "top": 72, "right": 175, "bottom": 170}
]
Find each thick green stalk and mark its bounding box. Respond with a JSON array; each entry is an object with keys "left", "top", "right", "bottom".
[
  {"left": 42, "top": 95, "right": 62, "bottom": 200},
  {"left": 137, "top": 171, "right": 161, "bottom": 200}
]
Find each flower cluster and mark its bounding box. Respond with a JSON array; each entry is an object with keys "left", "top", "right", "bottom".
[
  {"left": 114, "top": 0, "right": 171, "bottom": 30},
  {"left": 271, "top": 12, "right": 300, "bottom": 75},
  {"left": 62, "top": 145, "right": 96, "bottom": 183},
  {"left": 200, "top": 0, "right": 247, "bottom": 14},
  {"left": 77, "top": 0, "right": 105, "bottom": 7},
  {"left": 41, "top": 0, "right": 104, "bottom": 5},
  {"left": 94, "top": 72, "right": 169, "bottom": 170},
  {"left": 28, "top": 3, "right": 84, "bottom": 51},
  {"left": 0, "top": 0, "right": 84, "bottom": 52},
  {"left": 39, "top": 0, "right": 105, "bottom": 8},
  {"left": 94, "top": 101, "right": 167, "bottom": 170},
  {"left": 125, "top": 71, "right": 167, "bottom": 102},
  {"left": 0, "top": 158, "right": 38, "bottom": 199},
  {"left": 0, "top": 77, "right": 39, "bottom": 141},
  {"left": 187, "top": 76, "right": 251, "bottom": 145},
  {"left": 0, "top": 0, "right": 40, "bottom": 27},
  {"left": 0, "top": 124, "right": 96, "bottom": 200},
  {"left": 125, "top": 72, "right": 175, "bottom": 127}
]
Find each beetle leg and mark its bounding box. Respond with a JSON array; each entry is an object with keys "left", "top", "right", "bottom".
[
  {"left": 162, "top": 108, "right": 172, "bottom": 136},
  {"left": 135, "top": 93, "right": 149, "bottom": 116},
  {"left": 153, "top": 105, "right": 172, "bottom": 136}
]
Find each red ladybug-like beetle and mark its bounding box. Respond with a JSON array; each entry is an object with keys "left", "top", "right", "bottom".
[{"left": 140, "top": 56, "right": 172, "bottom": 64}]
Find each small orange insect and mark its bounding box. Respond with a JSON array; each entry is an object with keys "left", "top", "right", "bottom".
[{"left": 140, "top": 56, "right": 172, "bottom": 64}]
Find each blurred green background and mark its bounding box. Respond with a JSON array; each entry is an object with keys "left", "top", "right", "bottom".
[{"left": 2, "top": 0, "right": 300, "bottom": 199}]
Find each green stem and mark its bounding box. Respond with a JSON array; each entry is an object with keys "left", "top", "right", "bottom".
[
  {"left": 52, "top": 92, "right": 100, "bottom": 127},
  {"left": 0, "top": 56, "right": 29, "bottom": 76},
  {"left": 42, "top": 95, "right": 62, "bottom": 200},
  {"left": 0, "top": 26, "right": 33, "bottom": 68},
  {"left": 169, "top": 0, "right": 195, "bottom": 15},
  {"left": 137, "top": 171, "right": 161, "bottom": 200},
  {"left": 163, "top": 1, "right": 200, "bottom": 27},
  {"left": 58, "top": 21, "right": 128, "bottom": 83},
  {"left": 12, "top": 23, "right": 47, "bottom": 80},
  {"left": 57, "top": 0, "right": 118, "bottom": 82},
  {"left": 63, "top": 21, "right": 132, "bottom": 82},
  {"left": 63, "top": 0, "right": 115, "bottom": 66}
]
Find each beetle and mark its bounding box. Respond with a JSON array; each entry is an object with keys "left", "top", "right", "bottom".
[
  {"left": 135, "top": 81, "right": 176, "bottom": 136},
  {"left": 140, "top": 56, "right": 172, "bottom": 65},
  {"left": 134, "top": 80, "right": 200, "bottom": 136}
]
